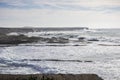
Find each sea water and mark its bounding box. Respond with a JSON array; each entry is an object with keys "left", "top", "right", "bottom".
[{"left": 0, "top": 28, "right": 120, "bottom": 80}]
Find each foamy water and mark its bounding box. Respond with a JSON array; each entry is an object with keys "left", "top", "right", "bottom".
[{"left": 0, "top": 29, "right": 120, "bottom": 80}]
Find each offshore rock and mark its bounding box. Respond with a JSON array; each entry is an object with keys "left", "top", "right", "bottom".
[
  {"left": 47, "top": 37, "right": 69, "bottom": 43},
  {"left": 88, "top": 38, "right": 99, "bottom": 41},
  {"left": 0, "top": 34, "right": 40, "bottom": 44},
  {"left": 0, "top": 34, "right": 69, "bottom": 44}
]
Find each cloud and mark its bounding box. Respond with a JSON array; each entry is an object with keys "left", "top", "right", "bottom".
[
  {"left": 0, "top": 0, "right": 120, "bottom": 12},
  {"left": 0, "top": 8, "right": 120, "bottom": 28},
  {"left": 0, "top": 0, "right": 120, "bottom": 28},
  {"left": 0, "top": 0, "right": 27, "bottom": 6}
]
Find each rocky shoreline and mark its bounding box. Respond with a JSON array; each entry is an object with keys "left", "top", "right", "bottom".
[
  {"left": 0, "top": 74, "right": 103, "bottom": 80},
  {"left": 0, "top": 34, "right": 69, "bottom": 44},
  {"left": 0, "top": 33, "right": 100, "bottom": 45}
]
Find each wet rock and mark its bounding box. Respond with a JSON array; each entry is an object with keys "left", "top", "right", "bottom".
[
  {"left": 78, "top": 37, "right": 99, "bottom": 42},
  {"left": 0, "top": 34, "right": 40, "bottom": 44},
  {"left": 84, "top": 60, "right": 93, "bottom": 62},
  {"left": 69, "top": 35, "right": 78, "bottom": 38},
  {"left": 47, "top": 37, "right": 69, "bottom": 43},
  {"left": 78, "top": 37, "right": 86, "bottom": 42},
  {"left": 0, "top": 74, "right": 103, "bottom": 80},
  {"left": 88, "top": 38, "right": 99, "bottom": 41},
  {"left": 0, "top": 34, "right": 70, "bottom": 44}
]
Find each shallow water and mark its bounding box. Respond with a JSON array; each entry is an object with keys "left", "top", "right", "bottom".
[{"left": 0, "top": 29, "right": 120, "bottom": 80}]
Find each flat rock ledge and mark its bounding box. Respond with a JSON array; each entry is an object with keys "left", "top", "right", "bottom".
[{"left": 0, "top": 74, "right": 103, "bottom": 80}]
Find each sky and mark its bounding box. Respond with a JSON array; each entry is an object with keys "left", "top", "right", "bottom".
[{"left": 0, "top": 0, "right": 120, "bottom": 28}]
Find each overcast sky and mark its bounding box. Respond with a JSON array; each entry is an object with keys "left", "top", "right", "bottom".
[{"left": 0, "top": 0, "right": 120, "bottom": 28}]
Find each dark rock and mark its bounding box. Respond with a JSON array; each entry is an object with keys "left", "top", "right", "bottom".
[
  {"left": 0, "top": 34, "right": 40, "bottom": 44},
  {"left": 0, "top": 34, "right": 69, "bottom": 44},
  {"left": 78, "top": 37, "right": 86, "bottom": 42},
  {"left": 47, "top": 37, "right": 69, "bottom": 43},
  {"left": 88, "top": 38, "right": 99, "bottom": 41},
  {"left": 0, "top": 74, "right": 103, "bottom": 80},
  {"left": 78, "top": 37, "right": 99, "bottom": 42},
  {"left": 69, "top": 35, "right": 78, "bottom": 38},
  {"left": 84, "top": 60, "right": 93, "bottom": 62}
]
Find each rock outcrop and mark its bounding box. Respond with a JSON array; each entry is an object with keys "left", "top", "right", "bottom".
[
  {"left": 0, "top": 34, "right": 40, "bottom": 44},
  {"left": 0, "top": 74, "right": 103, "bottom": 80},
  {"left": 47, "top": 37, "right": 69, "bottom": 43},
  {"left": 0, "top": 34, "right": 69, "bottom": 44}
]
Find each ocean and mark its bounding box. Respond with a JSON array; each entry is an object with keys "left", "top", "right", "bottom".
[{"left": 0, "top": 28, "right": 120, "bottom": 80}]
